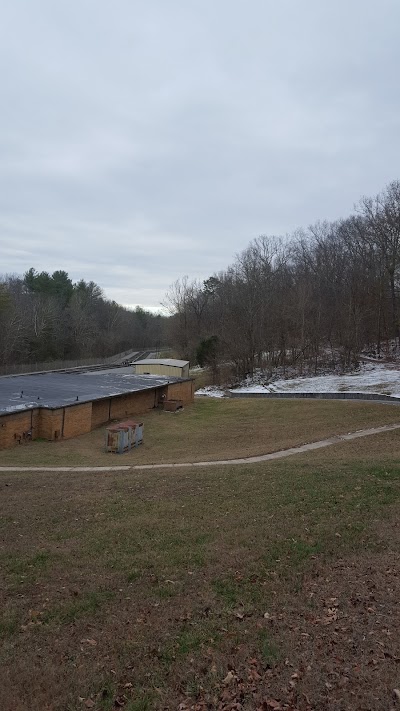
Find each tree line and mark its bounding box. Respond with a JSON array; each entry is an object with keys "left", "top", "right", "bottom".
[
  {"left": 166, "top": 180, "right": 400, "bottom": 381},
  {"left": 0, "top": 268, "right": 167, "bottom": 366}
]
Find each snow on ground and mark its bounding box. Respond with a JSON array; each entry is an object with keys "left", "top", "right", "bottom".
[
  {"left": 196, "top": 364, "right": 400, "bottom": 398},
  {"left": 232, "top": 364, "right": 400, "bottom": 397},
  {"left": 195, "top": 386, "right": 225, "bottom": 398}
]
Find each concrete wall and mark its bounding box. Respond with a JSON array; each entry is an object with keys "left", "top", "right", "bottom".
[
  {"left": 228, "top": 391, "right": 400, "bottom": 403},
  {"left": 167, "top": 379, "right": 194, "bottom": 404}
]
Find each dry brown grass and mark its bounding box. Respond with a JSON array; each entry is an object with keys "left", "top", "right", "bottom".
[
  {"left": 1, "top": 432, "right": 400, "bottom": 710},
  {"left": 1, "top": 397, "right": 400, "bottom": 467}
]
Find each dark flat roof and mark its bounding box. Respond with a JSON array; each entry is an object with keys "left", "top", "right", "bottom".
[{"left": 0, "top": 371, "right": 181, "bottom": 414}]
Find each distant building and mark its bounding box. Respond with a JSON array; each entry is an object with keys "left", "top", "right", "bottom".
[{"left": 134, "top": 359, "right": 190, "bottom": 379}]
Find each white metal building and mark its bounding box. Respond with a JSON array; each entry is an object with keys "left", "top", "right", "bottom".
[{"left": 134, "top": 359, "right": 190, "bottom": 379}]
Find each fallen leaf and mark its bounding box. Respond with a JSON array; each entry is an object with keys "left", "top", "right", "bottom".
[
  {"left": 263, "top": 700, "right": 282, "bottom": 710},
  {"left": 223, "top": 671, "right": 235, "bottom": 685}
]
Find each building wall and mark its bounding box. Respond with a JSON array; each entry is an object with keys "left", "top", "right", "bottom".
[
  {"left": 135, "top": 363, "right": 185, "bottom": 378},
  {"left": 0, "top": 409, "right": 40, "bottom": 449},
  {"left": 63, "top": 403, "right": 92, "bottom": 439},
  {"left": 31, "top": 408, "right": 41, "bottom": 439},
  {"left": 39, "top": 403, "right": 93, "bottom": 441},
  {"left": 91, "top": 399, "right": 111, "bottom": 429},
  {"left": 166, "top": 379, "right": 194, "bottom": 404},
  {"left": 110, "top": 389, "right": 158, "bottom": 420},
  {"left": 181, "top": 364, "right": 190, "bottom": 378},
  {"left": 39, "top": 408, "right": 64, "bottom": 440}
]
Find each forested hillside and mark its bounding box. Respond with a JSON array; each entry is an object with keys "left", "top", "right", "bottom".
[
  {"left": 0, "top": 269, "right": 166, "bottom": 367},
  {"left": 3, "top": 181, "right": 400, "bottom": 375},
  {"left": 166, "top": 181, "right": 400, "bottom": 379}
]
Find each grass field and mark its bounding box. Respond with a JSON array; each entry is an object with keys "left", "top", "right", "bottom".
[
  {"left": 2, "top": 398, "right": 400, "bottom": 467},
  {"left": 1, "top": 407, "right": 400, "bottom": 709}
]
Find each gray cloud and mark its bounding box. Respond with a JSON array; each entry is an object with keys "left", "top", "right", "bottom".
[{"left": 1, "top": 0, "right": 400, "bottom": 308}]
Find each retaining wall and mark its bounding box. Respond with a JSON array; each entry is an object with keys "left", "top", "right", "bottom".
[{"left": 228, "top": 391, "right": 400, "bottom": 403}]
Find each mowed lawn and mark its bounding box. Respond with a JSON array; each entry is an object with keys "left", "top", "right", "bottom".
[
  {"left": 2, "top": 397, "right": 400, "bottom": 466},
  {"left": 1, "top": 424, "right": 400, "bottom": 710}
]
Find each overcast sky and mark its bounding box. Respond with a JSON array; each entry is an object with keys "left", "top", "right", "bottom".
[{"left": 1, "top": 0, "right": 400, "bottom": 310}]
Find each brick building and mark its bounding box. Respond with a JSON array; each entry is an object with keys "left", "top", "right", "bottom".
[{"left": 0, "top": 369, "right": 194, "bottom": 450}]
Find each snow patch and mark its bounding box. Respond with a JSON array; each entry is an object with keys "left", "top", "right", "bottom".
[
  {"left": 231, "top": 364, "right": 400, "bottom": 397},
  {"left": 195, "top": 386, "right": 225, "bottom": 398}
]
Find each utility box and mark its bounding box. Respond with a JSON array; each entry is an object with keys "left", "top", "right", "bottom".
[
  {"left": 123, "top": 420, "right": 144, "bottom": 447},
  {"left": 105, "top": 424, "right": 122, "bottom": 453},
  {"left": 105, "top": 420, "right": 144, "bottom": 453},
  {"left": 163, "top": 399, "right": 184, "bottom": 412}
]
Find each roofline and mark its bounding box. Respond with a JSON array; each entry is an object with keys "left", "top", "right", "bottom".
[{"left": 134, "top": 360, "right": 189, "bottom": 366}]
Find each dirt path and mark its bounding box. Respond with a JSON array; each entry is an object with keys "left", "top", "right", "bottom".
[{"left": 1, "top": 421, "right": 399, "bottom": 472}]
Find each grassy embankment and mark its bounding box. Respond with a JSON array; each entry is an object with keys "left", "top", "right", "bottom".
[
  {"left": 1, "top": 397, "right": 400, "bottom": 467},
  {"left": 1, "top": 399, "right": 400, "bottom": 709}
]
